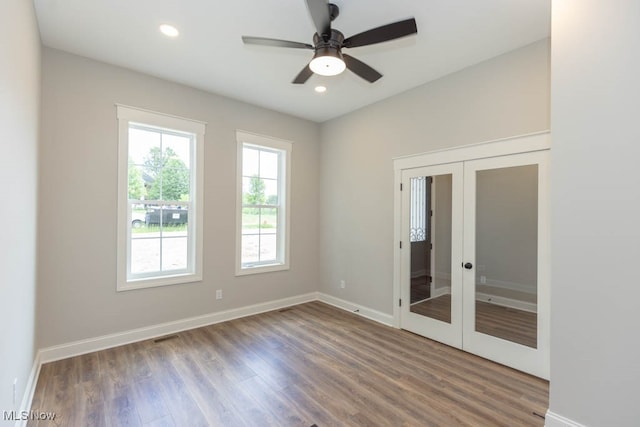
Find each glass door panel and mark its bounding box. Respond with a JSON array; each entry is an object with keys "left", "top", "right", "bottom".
[
  {"left": 474, "top": 165, "right": 538, "bottom": 348},
  {"left": 409, "top": 175, "right": 453, "bottom": 324},
  {"left": 401, "top": 163, "right": 463, "bottom": 349}
]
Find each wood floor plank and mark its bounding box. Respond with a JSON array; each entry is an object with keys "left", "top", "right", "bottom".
[
  {"left": 29, "top": 301, "right": 548, "bottom": 426},
  {"left": 131, "top": 376, "right": 170, "bottom": 425},
  {"left": 145, "top": 344, "right": 209, "bottom": 427},
  {"left": 238, "top": 375, "right": 308, "bottom": 426}
]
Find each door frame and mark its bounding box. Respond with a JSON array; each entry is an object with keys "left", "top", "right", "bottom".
[{"left": 392, "top": 131, "right": 551, "bottom": 370}]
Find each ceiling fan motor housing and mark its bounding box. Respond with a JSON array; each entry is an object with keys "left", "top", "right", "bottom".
[{"left": 313, "top": 29, "right": 344, "bottom": 51}]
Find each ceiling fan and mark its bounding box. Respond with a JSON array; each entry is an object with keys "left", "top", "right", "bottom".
[{"left": 241, "top": 0, "right": 418, "bottom": 84}]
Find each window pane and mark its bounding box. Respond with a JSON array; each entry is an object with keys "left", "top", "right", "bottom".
[
  {"left": 131, "top": 205, "right": 146, "bottom": 229},
  {"left": 263, "top": 178, "right": 278, "bottom": 205},
  {"left": 243, "top": 147, "right": 259, "bottom": 177},
  {"left": 128, "top": 163, "right": 147, "bottom": 200},
  {"left": 162, "top": 237, "right": 188, "bottom": 271},
  {"left": 143, "top": 205, "right": 188, "bottom": 230},
  {"left": 242, "top": 207, "right": 260, "bottom": 231},
  {"left": 243, "top": 176, "right": 266, "bottom": 205},
  {"left": 242, "top": 235, "right": 260, "bottom": 264},
  {"left": 131, "top": 204, "right": 188, "bottom": 274},
  {"left": 162, "top": 133, "right": 191, "bottom": 168},
  {"left": 138, "top": 166, "right": 157, "bottom": 201},
  {"left": 129, "top": 127, "right": 160, "bottom": 166},
  {"left": 259, "top": 234, "right": 277, "bottom": 262},
  {"left": 260, "top": 150, "right": 278, "bottom": 179},
  {"left": 131, "top": 238, "right": 160, "bottom": 274},
  {"left": 161, "top": 162, "right": 190, "bottom": 202},
  {"left": 260, "top": 208, "right": 278, "bottom": 232}
]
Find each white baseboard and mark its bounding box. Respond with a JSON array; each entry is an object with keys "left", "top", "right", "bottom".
[
  {"left": 38, "top": 292, "right": 317, "bottom": 364},
  {"left": 476, "top": 292, "right": 537, "bottom": 313},
  {"left": 481, "top": 278, "right": 536, "bottom": 295},
  {"left": 317, "top": 292, "right": 394, "bottom": 327},
  {"left": 14, "top": 353, "right": 42, "bottom": 427},
  {"left": 545, "top": 410, "right": 586, "bottom": 427}
]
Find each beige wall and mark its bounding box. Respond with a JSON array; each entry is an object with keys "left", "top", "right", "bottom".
[
  {"left": 37, "top": 48, "right": 320, "bottom": 348},
  {"left": 0, "top": 0, "right": 40, "bottom": 418},
  {"left": 550, "top": 1, "right": 640, "bottom": 425},
  {"left": 318, "top": 39, "right": 550, "bottom": 314}
]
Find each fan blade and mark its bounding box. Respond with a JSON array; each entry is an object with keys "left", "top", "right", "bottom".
[
  {"left": 343, "top": 18, "right": 417, "bottom": 48},
  {"left": 292, "top": 63, "right": 314, "bottom": 84},
  {"left": 242, "top": 36, "right": 313, "bottom": 50},
  {"left": 343, "top": 54, "right": 382, "bottom": 83},
  {"left": 305, "top": 0, "right": 331, "bottom": 37}
]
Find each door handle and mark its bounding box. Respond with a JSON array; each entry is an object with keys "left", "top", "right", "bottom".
[{"left": 463, "top": 262, "right": 473, "bottom": 270}]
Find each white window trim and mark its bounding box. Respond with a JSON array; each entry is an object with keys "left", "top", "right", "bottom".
[
  {"left": 235, "top": 130, "right": 292, "bottom": 276},
  {"left": 116, "top": 104, "right": 205, "bottom": 291}
]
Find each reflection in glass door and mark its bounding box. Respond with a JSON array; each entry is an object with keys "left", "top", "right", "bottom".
[
  {"left": 474, "top": 165, "right": 538, "bottom": 348},
  {"left": 400, "top": 163, "right": 463, "bottom": 349},
  {"left": 409, "top": 175, "right": 452, "bottom": 324}
]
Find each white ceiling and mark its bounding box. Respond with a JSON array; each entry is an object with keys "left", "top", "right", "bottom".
[{"left": 33, "top": 0, "right": 550, "bottom": 123}]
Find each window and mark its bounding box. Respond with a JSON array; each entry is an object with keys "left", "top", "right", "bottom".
[
  {"left": 117, "top": 105, "right": 205, "bottom": 291},
  {"left": 236, "top": 131, "right": 291, "bottom": 275}
]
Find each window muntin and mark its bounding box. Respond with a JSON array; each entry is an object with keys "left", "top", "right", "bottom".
[
  {"left": 236, "top": 132, "right": 291, "bottom": 275},
  {"left": 117, "top": 105, "right": 204, "bottom": 291}
]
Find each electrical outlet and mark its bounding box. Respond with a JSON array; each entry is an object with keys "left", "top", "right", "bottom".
[
  {"left": 340, "top": 280, "right": 346, "bottom": 289},
  {"left": 216, "top": 289, "right": 222, "bottom": 300},
  {"left": 480, "top": 275, "right": 487, "bottom": 284}
]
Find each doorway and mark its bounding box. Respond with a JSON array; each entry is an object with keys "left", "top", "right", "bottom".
[{"left": 393, "top": 132, "right": 550, "bottom": 379}]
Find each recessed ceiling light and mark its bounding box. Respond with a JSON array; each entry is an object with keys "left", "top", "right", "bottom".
[
  {"left": 159, "top": 24, "right": 179, "bottom": 38},
  {"left": 314, "top": 86, "right": 327, "bottom": 93}
]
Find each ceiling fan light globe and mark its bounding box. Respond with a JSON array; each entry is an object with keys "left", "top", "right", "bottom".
[{"left": 310, "top": 48, "right": 346, "bottom": 76}]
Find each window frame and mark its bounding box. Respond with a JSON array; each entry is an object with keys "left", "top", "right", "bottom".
[
  {"left": 116, "top": 105, "right": 205, "bottom": 291},
  {"left": 235, "top": 131, "right": 292, "bottom": 276}
]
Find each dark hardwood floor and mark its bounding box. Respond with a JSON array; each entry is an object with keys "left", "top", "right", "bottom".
[{"left": 29, "top": 301, "right": 548, "bottom": 426}]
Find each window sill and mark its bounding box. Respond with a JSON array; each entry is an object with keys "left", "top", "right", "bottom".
[
  {"left": 235, "top": 263, "right": 289, "bottom": 276},
  {"left": 117, "top": 272, "right": 202, "bottom": 292}
]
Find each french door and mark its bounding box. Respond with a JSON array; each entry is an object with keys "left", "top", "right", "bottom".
[{"left": 396, "top": 138, "right": 549, "bottom": 379}]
